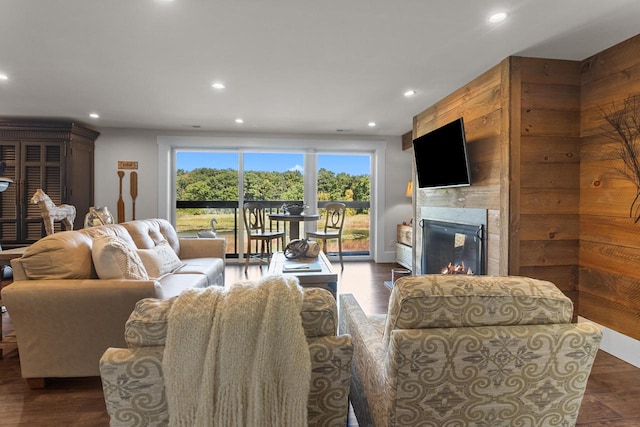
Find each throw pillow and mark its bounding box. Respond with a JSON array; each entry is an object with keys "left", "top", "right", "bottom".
[
  {"left": 92, "top": 235, "right": 149, "bottom": 280},
  {"left": 20, "top": 231, "right": 95, "bottom": 280},
  {"left": 136, "top": 240, "right": 184, "bottom": 279}
]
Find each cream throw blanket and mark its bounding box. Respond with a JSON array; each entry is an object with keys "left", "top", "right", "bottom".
[{"left": 163, "top": 275, "right": 311, "bottom": 427}]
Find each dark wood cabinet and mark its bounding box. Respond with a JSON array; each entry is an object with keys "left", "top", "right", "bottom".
[{"left": 0, "top": 119, "right": 99, "bottom": 245}]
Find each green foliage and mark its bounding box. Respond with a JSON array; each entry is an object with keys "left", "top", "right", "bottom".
[
  {"left": 176, "top": 167, "right": 370, "bottom": 205},
  {"left": 176, "top": 168, "right": 238, "bottom": 201}
]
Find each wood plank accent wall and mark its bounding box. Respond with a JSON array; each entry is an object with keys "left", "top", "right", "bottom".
[
  {"left": 580, "top": 34, "right": 640, "bottom": 340},
  {"left": 413, "top": 32, "right": 640, "bottom": 340},
  {"left": 514, "top": 57, "right": 581, "bottom": 303},
  {"left": 413, "top": 56, "right": 581, "bottom": 301},
  {"left": 413, "top": 62, "right": 506, "bottom": 276}
]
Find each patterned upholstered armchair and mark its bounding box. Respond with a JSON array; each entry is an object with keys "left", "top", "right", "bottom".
[
  {"left": 339, "top": 275, "right": 602, "bottom": 427},
  {"left": 100, "top": 287, "right": 352, "bottom": 427}
]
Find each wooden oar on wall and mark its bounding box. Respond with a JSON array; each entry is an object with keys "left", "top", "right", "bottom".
[
  {"left": 130, "top": 171, "right": 138, "bottom": 220},
  {"left": 117, "top": 171, "right": 125, "bottom": 223}
]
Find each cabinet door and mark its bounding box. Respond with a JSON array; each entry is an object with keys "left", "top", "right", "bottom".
[
  {"left": 67, "top": 141, "right": 94, "bottom": 230},
  {"left": 0, "top": 141, "right": 19, "bottom": 244},
  {"left": 22, "top": 141, "right": 66, "bottom": 241}
]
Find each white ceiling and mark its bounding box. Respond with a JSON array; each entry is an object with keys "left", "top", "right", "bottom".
[{"left": 2, "top": 0, "right": 640, "bottom": 136}]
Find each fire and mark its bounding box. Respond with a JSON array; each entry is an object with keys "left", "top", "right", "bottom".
[{"left": 441, "top": 262, "right": 473, "bottom": 275}]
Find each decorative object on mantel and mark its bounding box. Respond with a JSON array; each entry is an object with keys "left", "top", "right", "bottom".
[
  {"left": 84, "top": 207, "right": 115, "bottom": 228},
  {"left": 600, "top": 94, "right": 640, "bottom": 222},
  {"left": 30, "top": 189, "right": 76, "bottom": 235}
]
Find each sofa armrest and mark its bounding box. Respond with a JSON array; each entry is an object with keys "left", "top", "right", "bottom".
[
  {"left": 178, "top": 237, "right": 226, "bottom": 260},
  {"left": 2, "top": 279, "right": 160, "bottom": 379}
]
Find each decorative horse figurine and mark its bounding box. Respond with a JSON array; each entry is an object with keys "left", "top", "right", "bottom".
[{"left": 30, "top": 189, "right": 76, "bottom": 235}]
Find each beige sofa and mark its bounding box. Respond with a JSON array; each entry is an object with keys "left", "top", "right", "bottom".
[
  {"left": 2, "top": 218, "right": 225, "bottom": 388},
  {"left": 99, "top": 287, "right": 353, "bottom": 427},
  {"left": 340, "top": 274, "right": 603, "bottom": 427}
]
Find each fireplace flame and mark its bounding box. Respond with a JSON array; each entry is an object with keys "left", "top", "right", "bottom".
[{"left": 441, "top": 262, "right": 473, "bottom": 275}]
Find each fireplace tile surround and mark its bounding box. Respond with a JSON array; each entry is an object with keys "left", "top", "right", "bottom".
[
  {"left": 421, "top": 219, "right": 485, "bottom": 275},
  {"left": 414, "top": 207, "right": 488, "bottom": 276}
]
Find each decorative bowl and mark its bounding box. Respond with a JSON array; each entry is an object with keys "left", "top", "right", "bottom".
[{"left": 283, "top": 203, "right": 307, "bottom": 215}]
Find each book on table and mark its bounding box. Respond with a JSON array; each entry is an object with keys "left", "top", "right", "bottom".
[{"left": 283, "top": 261, "right": 323, "bottom": 273}]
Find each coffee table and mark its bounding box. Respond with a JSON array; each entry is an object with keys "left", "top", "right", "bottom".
[{"left": 267, "top": 251, "right": 338, "bottom": 298}]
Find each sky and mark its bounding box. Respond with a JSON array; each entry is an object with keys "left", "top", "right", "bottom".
[{"left": 177, "top": 151, "right": 370, "bottom": 175}]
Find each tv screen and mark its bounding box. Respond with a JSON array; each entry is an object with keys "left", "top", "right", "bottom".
[{"left": 412, "top": 117, "right": 471, "bottom": 189}]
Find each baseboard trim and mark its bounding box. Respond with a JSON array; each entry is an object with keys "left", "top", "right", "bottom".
[{"left": 578, "top": 316, "right": 640, "bottom": 368}]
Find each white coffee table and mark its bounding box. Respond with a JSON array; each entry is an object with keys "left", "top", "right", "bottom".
[{"left": 267, "top": 251, "right": 338, "bottom": 298}]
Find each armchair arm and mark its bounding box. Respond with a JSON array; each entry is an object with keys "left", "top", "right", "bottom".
[
  {"left": 100, "top": 346, "right": 168, "bottom": 427},
  {"left": 178, "top": 237, "right": 226, "bottom": 260},
  {"left": 100, "top": 336, "right": 354, "bottom": 427},
  {"left": 339, "top": 294, "right": 392, "bottom": 427},
  {"left": 2, "top": 279, "right": 160, "bottom": 379}
]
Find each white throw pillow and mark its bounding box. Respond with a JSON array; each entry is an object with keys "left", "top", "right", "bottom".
[
  {"left": 136, "top": 240, "right": 184, "bottom": 279},
  {"left": 92, "top": 235, "right": 149, "bottom": 280}
]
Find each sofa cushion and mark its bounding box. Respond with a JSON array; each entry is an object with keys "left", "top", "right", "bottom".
[
  {"left": 136, "top": 240, "right": 184, "bottom": 279},
  {"left": 19, "top": 231, "right": 96, "bottom": 279},
  {"left": 155, "top": 273, "right": 209, "bottom": 299},
  {"left": 121, "top": 218, "right": 181, "bottom": 255},
  {"left": 92, "top": 235, "right": 149, "bottom": 280},
  {"left": 173, "top": 257, "right": 225, "bottom": 286},
  {"left": 383, "top": 275, "right": 574, "bottom": 346},
  {"left": 80, "top": 223, "right": 136, "bottom": 246}
]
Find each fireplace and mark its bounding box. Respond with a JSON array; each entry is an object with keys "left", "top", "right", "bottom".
[{"left": 421, "top": 219, "right": 485, "bottom": 275}]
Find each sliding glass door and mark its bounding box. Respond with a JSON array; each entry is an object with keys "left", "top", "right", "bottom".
[
  {"left": 175, "top": 151, "right": 239, "bottom": 254},
  {"left": 174, "top": 149, "right": 371, "bottom": 260},
  {"left": 316, "top": 154, "right": 371, "bottom": 256}
]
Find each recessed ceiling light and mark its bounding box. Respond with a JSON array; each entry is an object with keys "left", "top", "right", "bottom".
[
  {"left": 235, "top": 118, "right": 244, "bottom": 124},
  {"left": 404, "top": 90, "right": 416, "bottom": 97},
  {"left": 368, "top": 122, "right": 376, "bottom": 127},
  {"left": 89, "top": 113, "right": 100, "bottom": 119},
  {"left": 211, "top": 82, "right": 225, "bottom": 89},
  {"left": 0, "top": 74, "right": 8, "bottom": 81},
  {"left": 488, "top": 12, "right": 508, "bottom": 23}
]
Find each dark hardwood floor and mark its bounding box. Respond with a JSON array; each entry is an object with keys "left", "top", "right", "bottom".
[{"left": 1, "top": 260, "right": 639, "bottom": 426}]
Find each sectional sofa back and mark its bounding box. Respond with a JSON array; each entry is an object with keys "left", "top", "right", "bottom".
[
  {"left": 11, "top": 219, "right": 180, "bottom": 281},
  {"left": 120, "top": 218, "right": 181, "bottom": 255}
]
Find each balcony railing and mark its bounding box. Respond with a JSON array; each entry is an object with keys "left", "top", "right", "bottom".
[{"left": 176, "top": 200, "right": 370, "bottom": 258}]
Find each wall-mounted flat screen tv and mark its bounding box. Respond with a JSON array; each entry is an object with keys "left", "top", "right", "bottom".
[{"left": 412, "top": 117, "right": 471, "bottom": 189}]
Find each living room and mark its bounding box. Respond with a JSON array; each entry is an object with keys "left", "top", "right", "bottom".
[{"left": 2, "top": 1, "right": 640, "bottom": 425}]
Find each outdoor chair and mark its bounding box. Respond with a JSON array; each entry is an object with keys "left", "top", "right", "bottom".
[
  {"left": 242, "top": 202, "right": 285, "bottom": 272},
  {"left": 306, "top": 202, "right": 346, "bottom": 269}
]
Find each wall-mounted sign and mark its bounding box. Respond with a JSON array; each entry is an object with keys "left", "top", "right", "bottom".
[{"left": 118, "top": 161, "right": 139, "bottom": 170}]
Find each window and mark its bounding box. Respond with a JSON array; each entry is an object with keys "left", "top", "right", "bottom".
[
  {"left": 159, "top": 135, "right": 386, "bottom": 262},
  {"left": 317, "top": 154, "right": 371, "bottom": 256}
]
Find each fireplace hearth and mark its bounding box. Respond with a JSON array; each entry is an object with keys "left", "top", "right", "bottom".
[{"left": 420, "top": 219, "right": 485, "bottom": 275}]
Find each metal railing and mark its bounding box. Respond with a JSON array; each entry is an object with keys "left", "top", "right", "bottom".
[{"left": 176, "top": 200, "right": 370, "bottom": 258}]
